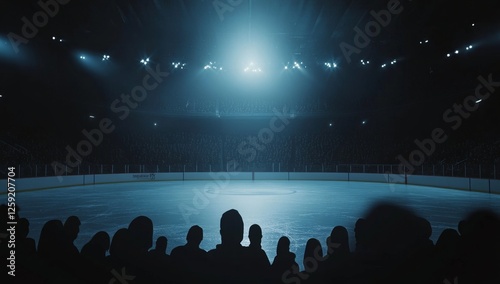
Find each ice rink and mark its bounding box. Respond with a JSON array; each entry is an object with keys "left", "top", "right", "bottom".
[{"left": 14, "top": 180, "right": 500, "bottom": 268}]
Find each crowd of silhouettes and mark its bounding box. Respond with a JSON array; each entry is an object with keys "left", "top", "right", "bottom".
[{"left": 2, "top": 203, "right": 500, "bottom": 283}]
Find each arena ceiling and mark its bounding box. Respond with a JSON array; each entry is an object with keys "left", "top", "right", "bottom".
[{"left": 0, "top": 0, "right": 499, "bottom": 129}]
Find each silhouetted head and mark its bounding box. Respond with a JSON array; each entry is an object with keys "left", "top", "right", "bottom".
[
  {"left": 354, "top": 218, "right": 367, "bottom": 244},
  {"left": 18, "top": 218, "right": 30, "bottom": 239},
  {"left": 156, "top": 236, "right": 168, "bottom": 253},
  {"left": 435, "top": 228, "right": 460, "bottom": 257},
  {"left": 110, "top": 228, "right": 132, "bottom": 261},
  {"left": 328, "top": 226, "right": 350, "bottom": 254},
  {"left": 186, "top": 225, "right": 203, "bottom": 246},
  {"left": 91, "top": 231, "right": 111, "bottom": 252},
  {"left": 416, "top": 217, "right": 432, "bottom": 240},
  {"left": 128, "top": 216, "right": 153, "bottom": 252},
  {"left": 64, "top": 216, "right": 81, "bottom": 242},
  {"left": 38, "top": 219, "right": 65, "bottom": 259},
  {"left": 458, "top": 210, "right": 500, "bottom": 282},
  {"left": 304, "top": 238, "right": 323, "bottom": 268},
  {"left": 249, "top": 224, "right": 262, "bottom": 246},
  {"left": 277, "top": 236, "right": 291, "bottom": 256},
  {"left": 219, "top": 209, "right": 244, "bottom": 246},
  {"left": 363, "top": 203, "right": 421, "bottom": 257},
  {"left": 458, "top": 219, "right": 469, "bottom": 236}
]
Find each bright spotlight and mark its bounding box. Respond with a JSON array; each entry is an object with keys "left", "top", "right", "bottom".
[
  {"left": 244, "top": 62, "right": 262, "bottom": 73},
  {"left": 140, "top": 58, "right": 150, "bottom": 65},
  {"left": 154, "top": 122, "right": 157, "bottom": 126},
  {"left": 80, "top": 55, "right": 86, "bottom": 60},
  {"left": 447, "top": 53, "right": 451, "bottom": 57},
  {"left": 476, "top": 99, "right": 482, "bottom": 104},
  {"left": 472, "top": 23, "right": 475, "bottom": 27},
  {"left": 362, "top": 120, "right": 367, "bottom": 125},
  {"left": 425, "top": 40, "right": 429, "bottom": 43},
  {"left": 52, "top": 36, "right": 56, "bottom": 40},
  {"left": 455, "top": 50, "right": 459, "bottom": 54},
  {"left": 102, "top": 55, "right": 110, "bottom": 61},
  {"left": 89, "top": 115, "right": 95, "bottom": 119},
  {"left": 469, "top": 45, "right": 473, "bottom": 49},
  {"left": 204, "top": 61, "right": 222, "bottom": 71}
]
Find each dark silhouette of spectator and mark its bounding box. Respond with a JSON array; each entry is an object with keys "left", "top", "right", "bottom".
[
  {"left": 270, "top": 236, "right": 299, "bottom": 284},
  {"left": 457, "top": 219, "right": 469, "bottom": 236},
  {"left": 327, "top": 225, "right": 350, "bottom": 255},
  {"left": 457, "top": 210, "right": 500, "bottom": 283},
  {"left": 106, "top": 228, "right": 133, "bottom": 270},
  {"left": 207, "top": 209, "right": 250, "bottom": 283},
  {"left": 128, "top": 216, "right": 154, "bottom": 253},
  {"left": 401, "top": 217, "right": 436, "bottom": 284},
  {"left": 300, "top": 238, "right": 325, "bottom": 284},
  {"left": 171, "top": 225, "right": 208, "bottom": 284},
  {"left": 128, "top": 216, "right": 155, "bottom": 283},
  {"left": 150, "top": 236, "right": 168, "bottom": 255},
  {"left": 37, "top": 219, "right": 81, "bottom": 282},
  {"left": 79, "top": 230, "right": 112, "bottom": 282},
  {"left": 324, "top": 226, "right": 351, "bottom": 283},
  {"left": 247, "top": 224, "right": 271, "bottom": 283},
  {"left": 354, "top": 218, "right": 367, "bottom": 253},
  {"left": 416, "top": 217, "right": 433, "bottom": 247},
  {"left": 416, "top": 217, "right": 435, "bottom": 254},
  {"left": 38, "top": 219, "right": 65, "bottom": 261},
  {"left": 104, "top": 227, "right": 140, "bottom": 284},
  {"left": 431, "top": 228, "right": 461, "bottom": 283},
  {"left": 11, "top": 217, "right": 42, "bottom": 283},
  {"left": 17, "top": 218, "right": 36, "bottom": 258},
  {"left": 170, "top": 225, "right": 206, "bottom": 282},
  {"left": 81, "top": 230, "right": 110, "bottom": 262},
  {"left": 351, "top": 203, "right": 423, "bottom": 283},
  {"left": 147, "top": 236, "right": 172, "bottom": 284},
  {"left": 63, "top": 215, "right": 81, "bottom": 257}
]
